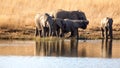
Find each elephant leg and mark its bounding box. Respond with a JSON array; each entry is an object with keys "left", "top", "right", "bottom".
[
  {"left": 54, "top": 26, "right": 60, "bottom": 37},
  {"left": 41, "top": 28, "right": 45, "bottom": 37},
  {"left": 58, "top": 28, "right": 62, "bottom": 37},
  {"left": 55, "top": 28, "right": 58, "bottom": 37},
  {"left": 105, "top": 27, "right": 108, "bottom": 39},
  {"left": 70, "top": 28, "right": 78, "bottom": 38},
  {"left": 47, "top": 28, "right": 50, "bottom": 37},
  {"left": 52, "top": 31, "right": 56, "bottom": 36},
  {"left": 110, "top": 32, "right": 113, "bottom": 39},
  {"left": 54, "top": 25, "right": 59, "bottom": 37},
  {"left": 35, "top": 27, "right": 38, "bottom": 36},
  {"left": 59, "top": 28, "right": 64, "bottom": 37},
  {"left": 46, "top": 27, "right": 50, "bottom": 37},
  {"left": 109, "top": 26, "right": 113, "bottom": 39},
  {"left": 45, "top": 27, "right": 49, "bottom": 37},
  {"left": 101, "top": 28, "right": 104, "bottom": 38},
  {"left": 44, "top": 27, "right": 49, "bottom": 37},
  {"left": 44, "top": 27, "right": 48, "bottom": 37},
  {"left": 44, "top": 28, "right": 47, "bottom": 37},
  {"left": 74, "top": 29, "right": 78, "bottom": 38},
  {"left": 51, "top": 27, "right": 57, "bottom": 37},
  {"left": 48, "top": 28, "right": 51, "bottom": 37},
  {"left": 50, "top": 28, "right": 54, "bottom": 37},
  {"left": 76, "top": 29, "right": 79, "bottom": 38},
  {"left": 55, "top": 30, "right": 58, "bottom": 37},
  {"left": 39, "top": 30, "right": 42, "bottom": 37},
  {"left": 70, "top": 30, "right": 75, "bottom": 37},
  {"left": 69, "top": 32, "right": 73, "bottom": 37}
]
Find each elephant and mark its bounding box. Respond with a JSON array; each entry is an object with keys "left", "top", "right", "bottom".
[
  {"left": 62, "top": 19, "right": 89, "bottom": 38},
  {"left": 52, "top": 18, "right": 66, "bottom": 37},
  {"left": 101, "top": 17, "right": 113, "bottom": 39},
  {"left": 52, "top": 18, "right": 89, "bottom": 38},
  {"left": 53, "top": 9, "right": 87, "bottom": 20},
  {"left": 34, "top": 13, "right": 54, "bottom": 37}
]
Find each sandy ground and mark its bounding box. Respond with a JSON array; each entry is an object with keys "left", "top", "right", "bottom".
[{"left": 0, "top": 28, "right": 35, "bottom": 40}]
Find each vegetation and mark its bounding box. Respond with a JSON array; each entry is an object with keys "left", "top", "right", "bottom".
[{"left": 0, "top": 0, "right": 120, "bottom": 39}]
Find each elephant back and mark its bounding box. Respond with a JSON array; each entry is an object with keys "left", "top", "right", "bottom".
[
  {"left": 34, "top": 13, "right": 42, "bottom": 30},
  {"left": 54, "top": 9, "right": 69, "bottom": 19},
  {"left": 69, "top": 11, "right": 87, "bottom": 20},
  {"left": 54, "top": 9, "right": 87, "bottom": 20}
]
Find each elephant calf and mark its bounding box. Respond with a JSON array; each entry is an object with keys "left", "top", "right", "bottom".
[{"left": 101, "top": 17, "right": 113, "bottom": 39}]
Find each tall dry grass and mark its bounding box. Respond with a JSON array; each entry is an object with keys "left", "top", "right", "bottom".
[{"left": 0, "top": 0, "right": 120, "bottom": 30}]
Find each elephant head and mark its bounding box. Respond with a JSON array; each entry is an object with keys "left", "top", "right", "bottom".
[
  {"left": 44, "top": 13, "right": 53, "bottom": 27},
  {"left": 78, "top": 20, "right": 89, "bottom": 29}
]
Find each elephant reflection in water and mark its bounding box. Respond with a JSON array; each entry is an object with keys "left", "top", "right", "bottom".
[
  {"left": 35, "top": 39, "right": 63, "bottom": 56},
  {"left": 101, "top": 39, "right": 112, "bottom": 58},
  {"left": 60, "top": 38, "right": 78, "bottom": 57},
  {"left": 35, "top": 38, "right": 78, "bottom": 57},
  {"left": 70, "top": 38, "right": 78, "bottom": 57}
]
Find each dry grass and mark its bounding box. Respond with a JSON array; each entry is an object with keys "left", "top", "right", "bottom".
[{"left": 0, "top": 0, "right": 120, "bottom": 30}]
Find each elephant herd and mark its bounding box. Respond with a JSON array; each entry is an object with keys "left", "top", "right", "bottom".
[{"left": 35, "top": 9, "right": 113, "bottom": 39}]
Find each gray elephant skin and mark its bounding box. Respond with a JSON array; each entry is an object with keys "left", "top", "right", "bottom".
[
  {"left": 101, "top": 17, "right": 113, "bottom": 39},
  {"left": 63, "top": 19, "right": 89, "bottom": 38},
  {"left": 52, "top": 18, "right": 89, "bottom": 38},
  {"left": 53, "top": 9, "right": 87, "bottom": 20},
  {"left": 34, "top": 13, "right": 54, "bottom": 37},
  {"left": 52, "top": 18, "right": 65, "bottom": 37}
]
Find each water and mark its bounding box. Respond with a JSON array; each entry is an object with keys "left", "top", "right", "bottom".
[
  {"left": 0, "top": 39, "right": 120, "bottom": 68},
  {"left": 0, "top": 39, "right": 119, "bottom": 58}
]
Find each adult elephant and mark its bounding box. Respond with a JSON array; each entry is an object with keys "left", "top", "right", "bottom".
[
  {"left": 52, "top": 18, "right": 66, "bottom": 37},
  {"left": 34, "top": 13, "right": 54, "bottom": 37},
  {"left": 53, "top": 9, "right": 87, "bottom": 20},
  {"left": 62, "top": 19, "right": 89, "bottom": 38},
  {"left": 101, "top": 17, "right": 113, "bottom": 39},
  {"left": 52, "top": 18, "right": 89, "bottom": 38}
]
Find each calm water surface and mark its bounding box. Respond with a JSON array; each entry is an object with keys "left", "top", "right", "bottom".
[
  {"left": 0, "top": 39, "right": 120, "bottom": 58},
  {"left": 0, "top": 39, "right": 120, "bottom": 68}
]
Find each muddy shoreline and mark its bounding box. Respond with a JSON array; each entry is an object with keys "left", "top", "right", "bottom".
[{"left": 0, "top": 28, "right": 120, "bottom": 40}]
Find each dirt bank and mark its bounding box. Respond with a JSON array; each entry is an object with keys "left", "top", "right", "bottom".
[{"left": 0, "top": 27, "right": 120, "bottom": 40}]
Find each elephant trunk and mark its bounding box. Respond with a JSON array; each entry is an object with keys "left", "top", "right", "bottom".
[{"left": 78, "top": 20, "right": 89, "bottom": 29}]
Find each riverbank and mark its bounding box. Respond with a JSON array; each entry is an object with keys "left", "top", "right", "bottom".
[
  {"left": 0, "top": 28, "right": 120, "bottom": 40},
  {"left": 0, "top": 28, "right": 35, "bottom": 40}
]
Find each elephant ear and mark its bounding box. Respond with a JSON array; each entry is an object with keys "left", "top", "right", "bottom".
[
  {"left": 44, "top": 14, "right": 48, "bottom": 21},
  {"left": 60, "top": 20, "right": 66, "bottom": 30}
]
